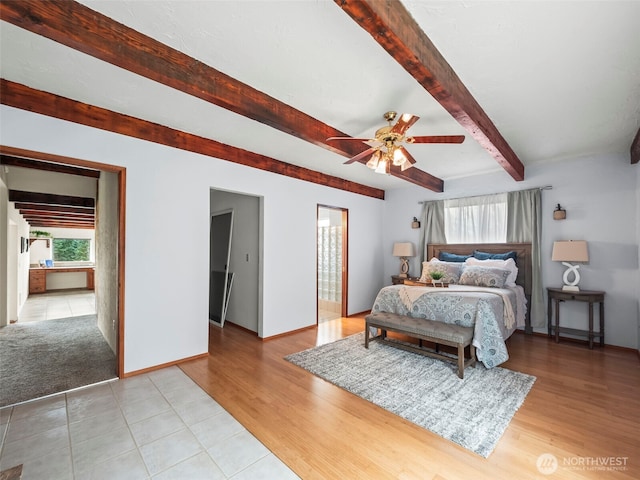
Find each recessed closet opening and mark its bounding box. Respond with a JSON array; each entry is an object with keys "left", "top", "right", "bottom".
[{"left": 209, "top": 188, "right": 263, "bottom": 337}]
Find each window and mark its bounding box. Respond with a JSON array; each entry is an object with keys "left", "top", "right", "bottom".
[
  {"left": 444, "top": 193, "right": 507, "bottom": 243},
  {"left": 52, "top": 238, "right": 91, "bottom": 262}
]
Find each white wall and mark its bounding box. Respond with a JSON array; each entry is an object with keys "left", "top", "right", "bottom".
[
  {"left": 383, "top": 153, "right": 639, "bottom": 349},
  {"left": 6, "top": 201, "right": 30, "bottom": 323},
  {"left": 0, "top": 175, "right": 7, "bottom": 327},
  {"left": 0, "top": 176, "right": 6, "bottom": 327},
  {"left": 0, "top": 106, "right": 385, "bottom": 373}
]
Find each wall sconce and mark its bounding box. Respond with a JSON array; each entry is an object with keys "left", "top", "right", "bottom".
[
  {"left": 411, "top": 217, "right": 421, "bottom": 229},
  {"left": 553, "top": 204, "right": 566, "bottom": 220}
]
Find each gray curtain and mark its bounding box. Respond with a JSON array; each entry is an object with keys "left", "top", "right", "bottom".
[
  {"left": 418, "top": 200, "right": 446, "bottom": 263},
  {"left": 506, "top": 188, "right": 544, "bottom": 329}
]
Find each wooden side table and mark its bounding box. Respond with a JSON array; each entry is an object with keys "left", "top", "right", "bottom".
[
  {"left": 391, "top": 275, "right": 420, "bottom": 285},
  {"left": 547, "top": 287, "right": 605, "bottom": 348}
]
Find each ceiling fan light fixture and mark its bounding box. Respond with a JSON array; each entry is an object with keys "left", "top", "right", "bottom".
[
  {"left": 374, "top": 157, "right": 390, "bottom": 174},
  {"left": 392, "top": 147, "right": 406, "bottom": 166},
  {"left": 333, "top": 112, "right": 464, "bottom": 178},
  {"left": 366, "top": 150, "right": 381, "bottom": 169}
]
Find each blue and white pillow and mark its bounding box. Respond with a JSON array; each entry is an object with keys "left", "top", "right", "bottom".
[
  {"left": 465, "top": 257, "right": 518, "bottom": 287},
  {"left": 459, "top": 265, "right": 510, "bottom": 288},
  {"left": 419, "top": 260, "right": 463, "bottom": 284}
]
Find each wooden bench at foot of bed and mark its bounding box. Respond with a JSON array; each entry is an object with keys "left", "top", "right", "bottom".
[{"left": 365, "top": 312, "right": 476, "bottom": 379}]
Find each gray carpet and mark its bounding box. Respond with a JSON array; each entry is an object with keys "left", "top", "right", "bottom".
[
  {"left": 285, "top": 332, "right": 536, "bottom": 457},
  {"left": 0, "top": 315, "right": 116, "bottom": 407}
]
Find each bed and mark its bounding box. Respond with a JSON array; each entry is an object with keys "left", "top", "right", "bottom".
[{"left": 370, "top": 243, "right": 532, "bottom": 368}]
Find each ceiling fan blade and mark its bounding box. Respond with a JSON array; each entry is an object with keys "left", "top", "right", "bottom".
[
  {"left": 327, "top": 136, "right": 372, "bottom": 142},
  {"left": 411, "top": 135, "right": 465, "bottom": 144},
  {"left": 343, "top": 147, "right": 378, "bottom": 165},
  {"left": 390, "top": 113, "right": 420, "bottom": 135}
]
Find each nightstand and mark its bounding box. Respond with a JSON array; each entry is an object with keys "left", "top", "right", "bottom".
[{"left": 547, "top": 287, "right": 605, "bottom": 348}]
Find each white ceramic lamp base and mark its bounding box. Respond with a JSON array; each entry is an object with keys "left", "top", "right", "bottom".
[{"left": 561, "top": 262, "right": 581, "bottom": 291}]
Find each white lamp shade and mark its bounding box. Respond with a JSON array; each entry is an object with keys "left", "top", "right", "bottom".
[
  {"left": 392, "top": 242, "right": 415, "bottom": 257},
  {"left": 552, "top": 240, "right": 589, "bottom": 262}
]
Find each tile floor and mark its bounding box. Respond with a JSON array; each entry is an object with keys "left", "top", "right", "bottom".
[
  {"left": 16, "top": 290, "right": 96, "bottom": 323},
  {"left": 0, "top": 368, "right": 299, "bottom": 479},
  {"left": 2, "top": 291, "right": 299, "bottom": 479}
]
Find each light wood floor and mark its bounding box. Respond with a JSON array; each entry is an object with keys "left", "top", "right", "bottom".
[{"left": 180, "top": 315, "right": 640, "bottom": 480}]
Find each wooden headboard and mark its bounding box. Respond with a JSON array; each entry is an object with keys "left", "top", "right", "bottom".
[{"left": 426, "top": 243, "right": 533, "bottom": 298}]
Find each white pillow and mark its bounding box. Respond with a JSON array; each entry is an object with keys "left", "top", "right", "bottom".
[
  {"left": 459, "top": 265, "right": 510, "bottom": 288},
  {"left": 464, "top": 257, "right": 518, "bottom": 287}
]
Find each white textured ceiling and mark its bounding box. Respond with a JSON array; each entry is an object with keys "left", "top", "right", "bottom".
[{"left": 1, "top": 0, "right": 639, "bottom": 191}]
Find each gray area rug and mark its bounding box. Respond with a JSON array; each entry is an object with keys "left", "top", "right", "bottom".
[
  {"left": 0, "top": 315, "right": 116, "bottom": 407},
  {"left": 285, "top": 332, "right": 535, "bottom": 457}
]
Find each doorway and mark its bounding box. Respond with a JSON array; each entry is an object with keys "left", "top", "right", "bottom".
[
  {"left": 317, "top": 205, "right": 348, "bottom": 323},
  {"left": 0, "top": 146, "right": 125, "bottom": 382},
  {"left": 209, "top": 189, "right": 262, "bottom": 335}
]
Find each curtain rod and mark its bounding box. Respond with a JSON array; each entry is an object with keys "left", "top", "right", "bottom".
[{"left": 418, "top": 185, "right": 553, "bottom": 204}]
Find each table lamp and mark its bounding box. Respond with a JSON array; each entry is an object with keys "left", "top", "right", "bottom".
[
  {"left": 392, "top": 242, "right": 415, "bottom": 278},
  {"left": 552, "top": 240, "right": 589, "bottom": 291}
]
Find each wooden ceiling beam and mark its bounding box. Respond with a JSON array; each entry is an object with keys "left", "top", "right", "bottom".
[
  {"left": 1, "top": 80, "right": 384, "bottom": 199},
  {"left": 334, "top": 0, "right": 525, "bottom": 181},
  {"left": 14, "top": 202, "right": 94, "bottom": 215},
  {"left": 22, "top": 215, "right": 95, "bottom": 226},
  {"left": 9, "top": 189, "right": 95, "bottom": 208},
  {"left": 20, "top": 210, "right": 94, "bottom": 219},
  {"left": 27, "top": 219, "right": 94, "bottom": 229},
  {"left": 0, "top": 154, "right": 101, "bottom": 177},
  {"left": 0, "top": 0, "right": 442, "bottom": 192}
]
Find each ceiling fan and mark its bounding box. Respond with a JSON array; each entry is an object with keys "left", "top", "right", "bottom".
[{"left": 328, "top": 111, "right": 465, "bottom": 174}]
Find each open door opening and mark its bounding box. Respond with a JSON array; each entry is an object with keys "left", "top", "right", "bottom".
[
  {"left": 0, "top": 146, "right": 124, "bottom": 407},
  {"left": 209, "top": 209, "right": 234, "bottom": 327},
  {"left": 317, "top": 205, "right": 348, "bottom": 323}
]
